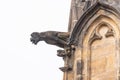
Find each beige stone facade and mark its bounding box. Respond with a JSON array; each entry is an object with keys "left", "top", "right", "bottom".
[{"left": 63, "top": 1, "right": 120, "bottom": 80}]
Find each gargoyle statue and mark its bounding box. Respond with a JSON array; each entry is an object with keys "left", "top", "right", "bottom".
[{"left": 30, "top": 31, "right": 70, "bottom": 48}]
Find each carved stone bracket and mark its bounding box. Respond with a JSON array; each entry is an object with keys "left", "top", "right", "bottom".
[
  {"left": 57, "top": 50, "right": 66, "bottom": 57},
  {"left": 59, "top": 65, "right": 72, "bottom": 72},
  {"left": 57, "top": 45, "right": 75, "bottom": 58},
  {"left": 57, "top": 44, "right": 76, "bottom": 72}
]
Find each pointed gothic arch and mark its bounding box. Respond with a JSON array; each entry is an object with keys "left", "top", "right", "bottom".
[
  {"left": 69, "top": 2, "right": 120, "bottom": 45},
  {"left": 82, "top": 15, "right": 120, "bottom": 80}
]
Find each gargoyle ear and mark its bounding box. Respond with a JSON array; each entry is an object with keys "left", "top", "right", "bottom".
[{"left": 31, "top": 32, "right": 34, "bottom": 37}]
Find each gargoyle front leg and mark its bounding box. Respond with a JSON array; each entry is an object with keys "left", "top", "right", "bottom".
[
  {"left": 56, "top": 38, "right": 68, "bottom": 48},
  {"left": 57, "top": 32, "right": 70, "bottom": 41}
]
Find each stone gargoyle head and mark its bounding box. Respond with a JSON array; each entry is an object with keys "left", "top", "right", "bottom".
[{"left": 30, "top": 32, "right": 43, "bottom": 45}]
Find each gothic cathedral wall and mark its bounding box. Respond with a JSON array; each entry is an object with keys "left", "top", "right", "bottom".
[{"left": 70, "top": 9, "right": 120, "bottom": 80}]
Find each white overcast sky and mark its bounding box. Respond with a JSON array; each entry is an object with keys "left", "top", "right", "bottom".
[{"left": 0, "top": 0, "right": 71, "bottom": 80}]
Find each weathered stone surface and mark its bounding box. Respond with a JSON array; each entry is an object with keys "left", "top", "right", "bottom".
[
  {"left": 106, "top": 53, "right": 116, "bottom": 71},
  {"left": 91, "top": 57, "right": 107, "bottom": 76},
  {"left": 67, "top": 2, "right": 120, "bottom": 79}
]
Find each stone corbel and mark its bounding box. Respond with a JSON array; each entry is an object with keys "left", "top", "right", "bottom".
[
  {"left": 57, "top": 50, "right": 66, "bottom": 57},
  {"left": 57, "top": 44, "right": 76, "bottom": 72},
  {"left": 60, "top": 45, "right": 75, "bottom": 57},
  {"left": 59, "top": 64, "right": 72, "bottom": 72},
  {"left": 57, "top": 47, "right": 71, "bottom": 57}
]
